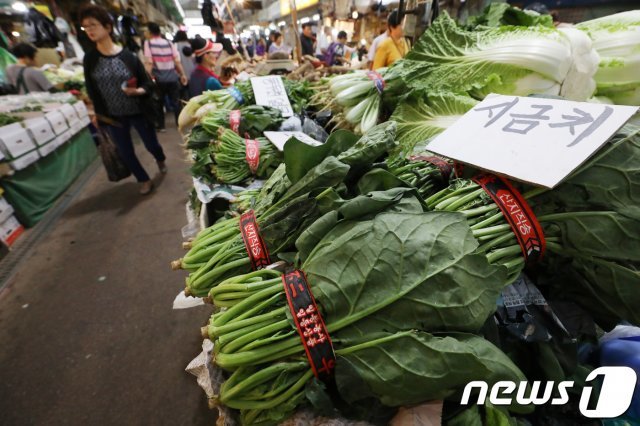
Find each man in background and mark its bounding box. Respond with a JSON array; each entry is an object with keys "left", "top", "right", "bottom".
[
  {"left": 300, "top": 23, "right": 315, "bottom": 57},
  {"left": 143, "top": 22, "right": 187, "bottom": 132}
]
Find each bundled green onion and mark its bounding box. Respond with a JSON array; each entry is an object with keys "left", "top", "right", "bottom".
[
  {"left": 201, "top": 105, "right": 284, "bottom": 139},
  {"left": 213, "top": 130, "right": 283, "bottom": 184}
]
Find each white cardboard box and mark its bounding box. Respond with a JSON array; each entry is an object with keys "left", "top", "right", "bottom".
[
  {"left": 0, "top": 198, "right": 15, "bottom": 224},
  {"left": 10, "top": 150, "right": 40, "bottom": 171},
  {"left": 37, "top": 140, "right": 58, "bottom": 157},
  {"left": 57, "top": 129, "right": 72, "bottom": 144},
  {"left": 23, "top": 117, "right": 56, "bottom": 147},
  {"left": 0, "top": 215, "right": 24, "bottom": 247},
  {"left": 0, "top": 122, "right": 23, "bottom": 135},
  {"left": 0, "top": 127, "right": 38, "bottom": 159},
  {"left": 60, "top": 103, "right": 80, "bottom": 126},
  {"left": 71, "top": 121, "right": 86, "bottom": 135},
  {"left": 45, "top": 111, "right": 69, "bottom": 135},
  {"left": 73, "top": 101, "right": 89, "bottom": 118}
]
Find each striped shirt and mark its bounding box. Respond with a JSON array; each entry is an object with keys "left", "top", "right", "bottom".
[{"left": 143, "top": 36, "right": 180, "bottom": 83}]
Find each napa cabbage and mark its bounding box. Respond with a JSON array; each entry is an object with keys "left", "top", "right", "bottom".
[{"left": 576, "top": 11, "right": 640, "bottom": 105}]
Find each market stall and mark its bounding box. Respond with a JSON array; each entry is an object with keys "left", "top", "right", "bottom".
[
  {"left": 171, "top": 6, "right": 640, "bottom": 425},
  {"left": 0, "top": 92, "right": 95, "bottom": 231}
]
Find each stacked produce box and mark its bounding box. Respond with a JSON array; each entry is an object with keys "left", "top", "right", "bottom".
[
  {"left": 0, "top": 92, "right": 92, "bottom": 246},
  {"left": 174, "top": 7, "right": 640, "bottom": 425}
]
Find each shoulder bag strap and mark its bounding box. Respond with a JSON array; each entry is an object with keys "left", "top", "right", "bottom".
[{"left": 16, "top": 67, "right": 29, "bottom": 94}]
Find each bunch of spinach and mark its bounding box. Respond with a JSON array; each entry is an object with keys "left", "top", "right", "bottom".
[
  {"left": 207, "top": 210, "right": 519, "bottom": 424},
  {"left": 176, "top": 123, "right": 400, "bottom": 296}
]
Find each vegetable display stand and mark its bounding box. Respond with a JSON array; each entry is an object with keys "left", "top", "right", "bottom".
[{"left": 1, "top": 129, "right": 97, "bottom": 227}]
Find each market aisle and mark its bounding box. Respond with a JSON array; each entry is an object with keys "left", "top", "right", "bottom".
[{"left": 0, "top": 121, "right": 213, "bottom": 426}]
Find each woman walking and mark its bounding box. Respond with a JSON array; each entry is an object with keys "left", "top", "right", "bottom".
[{"left": 80, "top": 5, "right": 166, "bottom": 195}]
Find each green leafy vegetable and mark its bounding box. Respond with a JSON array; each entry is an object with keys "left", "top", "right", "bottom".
[{"left": 576, "top": 11, "right": 640, "bottom": 105}]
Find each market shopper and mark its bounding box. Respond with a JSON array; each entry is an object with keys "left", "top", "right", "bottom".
[
  {"left": 324, "top": 31, "right": 349, "bottom": 66},
  {"left": 5, "top": 43, "right": 54, "bottom": 94},
  {"left": 300, "top": 23, "right": 315, "bottom": 57},
  {"left": 188, "top": 38, "right": 223, "bottom": 98},
  {"left": 80, "top": 5, "right": 166, "bottom": 195},
  {"left": 315, "top": 26, "right": 331, "bottom": 60},
  {"left": 372, "top": 10, "right": 409, "bottom": 70},
  {"left": 367, "top": 28, "right": 389, "bottom": 68},
  {"left": 143, "top": 22, "right": 188, "bottom": 132},
  {"left": 256, "top": 38, "right": 266, "bottom": 58},
  {"left": 174, "top": 31, "right": 195, "bottom": 83},
  {"left": 268, "top": 32, "right": 291, "bottom": 57}
]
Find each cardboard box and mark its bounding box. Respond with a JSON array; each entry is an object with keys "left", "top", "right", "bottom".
[
  {"left": 0, "top": 126, "right": 38, "bottom": 159},
  {"left": 37, "top": 140, "right": 57, "bottom": 157},
  {"left": 23, "top": 117, "right": 56, "bottom": 146},
  {"left": 0, "top": 122, "right": 23, "bottom": 134},
  {"left": 60, "top": 103, "right": 80, "bottom": 126},
  {"left": 0, "top": 198, "right": 15, "bottom": 224},
  {"left": 73, "top": 101, "right": 89, "bottom": 118},
  {"left": 10, "top": 150, "right": 40, "bottom": 171},
  {"left": 45, "top": 110, "right": 69, "bottom": 135},
  {"left": 55, "top": 129, "right": 73, "bottom": 147},
  {"left": 0, "top": 215, "right": 24, "bottom": 247},
  {"left": 70, "top": 121, "right": 86, "bottom": 135}
]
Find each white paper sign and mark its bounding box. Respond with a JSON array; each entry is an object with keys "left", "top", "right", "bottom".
[
  {"left": 263, "top": 131, "right": 321, "bottom": 151},
  {"left": 427, "top": 94, "right": 638, "bottom": 188},
  {"left": 250, "top": 76, "right": 294, "bottom": 117}
]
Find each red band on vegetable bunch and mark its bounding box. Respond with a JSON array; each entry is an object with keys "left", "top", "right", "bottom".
[
  {"left": 472, "top": 173, "right": 546, "bottom": 265},
  {"left": 229, "top": 110, "right": 241, "bottom": 134},
  {"left": 366, "top": 71, "right": 385, "bottom": 95},
  {"left": 244, "top": 138, "right": 260, "bottom": 174},
  {"left": 282, "top": 270, "right": 336, "bottom": 383},
  {"left": 410, "top": 155, "right": 453, "bottom": 182},
  {"left": 454, "top": 162, "right": 465, "bottom": 178},
  {"left": 239, "top": 210, "right": 272, "bottom": 270}
]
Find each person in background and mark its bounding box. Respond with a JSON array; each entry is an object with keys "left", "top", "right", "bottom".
[
  {"left": 266, "top": 32, "right": 276, "bottom": 52},
  {"left": 256, "top": 37, "right": 266, "bottom": 58},
  {"left": 372, "top": 10, "right": 409, "bottom": 70},
  {"left": 81, "top": 5, "right": 166, "bottom": 195},
  {"left": 5, "top": 43, "right": 54, "bottom": 94},
  {"left": 324, "top": 31, "right": 348, "bottom": 66},
  {"left": 268, "top": 32, "right": 291, "bottom": 57},
  {"left": 246, "top": 37, "right": 255, "bottom": 60},
  {"left": 174, "top": 30, "right": 195, "bottom": 80},
  {"left": 300, "top": 23, "right": 315, "bottom": 57},
  {"left": 315, "top": 26, "right": 331, "bottom": 60},
  {"left": 368, "top": 28, "right": 389, "bottom": 69},
  {"left": 143, "top": 22, "right": 188, "bottom": 132},
  {"left": 188, "top": 38, "right": 223, "bottom": 98}
]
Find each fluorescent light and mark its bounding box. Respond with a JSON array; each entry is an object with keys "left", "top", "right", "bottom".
[
  {"left": 300, "top": 17, "right": 310, "bottom": 24},
  {"left": 184, "top": 17, "right": 204, "bottom": 26},
  {"left": 186, "top": 25, "right": 213, "bottom": 39},
  {"left": 352, "top": 11, "right": 359, "bottom": 19},
  {"left": 312, "top": 14, "right": 320, "bottom": 21},
  {"left": 11, "top": 31, "right": 20, "bottom": 37},
  {"left": 11, "top": 2, "right": 28, "bottom": 12}
]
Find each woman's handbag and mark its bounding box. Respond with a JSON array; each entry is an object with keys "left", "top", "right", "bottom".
[{"left": 96, "top": 127, "right": 131, "bottom": 182}]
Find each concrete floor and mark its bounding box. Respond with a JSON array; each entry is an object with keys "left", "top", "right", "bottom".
[{"left": 0, "top": 121, "right": 214, "bottom": 425}]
